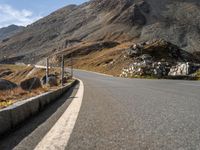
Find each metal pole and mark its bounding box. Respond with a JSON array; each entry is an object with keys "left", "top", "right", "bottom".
[
  {"left": 61, "top": 55, "right": 64, "bottom": 86},
  {"left": 46, "top": 57, "right": 49, "bottom": 84},
  {"left": 71, "top": 53, "right": 73, "bottom": 78},
  {"left": 186, "top": 62, "right": 189, "bottom": 75}
]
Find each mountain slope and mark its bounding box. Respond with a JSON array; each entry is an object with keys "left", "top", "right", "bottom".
[
  {"left": 0, "top": 0, "right": 200, "bottom": 63},
  {"left": 0, "top": 25, "right": 24, "bottom": 41}
]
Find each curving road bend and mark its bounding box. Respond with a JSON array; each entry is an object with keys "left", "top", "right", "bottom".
[
  {"left": 0, "top": 69, "right": 200, "bottom": 150},
  {"left": 66, "top": 69, "right": 200, "bottom": 150}
]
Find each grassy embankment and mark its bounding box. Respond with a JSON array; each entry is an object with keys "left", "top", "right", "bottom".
[{"left": 0, "top": 64, "right": 64, "bottom": 109}]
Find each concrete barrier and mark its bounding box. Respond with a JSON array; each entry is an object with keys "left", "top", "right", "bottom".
[{"left": 0, "top": 80, "right": 78, "bottom": 136}]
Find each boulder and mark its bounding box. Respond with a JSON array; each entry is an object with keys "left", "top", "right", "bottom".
[
  {"left": 62, "top": 77, "right": 70, "bottom": 84},
  {"left": 126, "top": 43, "right": 144, "bottom": 57},
  {"left": 126, "top": 48, "right": 139, "bottom": 57},
  {"left": 121, "top": 60, "right": 171, "bottom": 78},
  {"left": 140, "top": 54, "right": 152, "bottom": 60},
  {"left": 0, "top": 79, "right": 17, "bottom": 90},
  {"left": 48, "top": 76, "right": 58, "bottom": 87},
  {"left": 41, "top": 74, "right": 57, "bottom": 85},
  {"left": 168, "top": 62, "right": 190, "bottom": 76},
  {"left": 20, "top": 77, "right": 41, "bottom": 90},
  {"left": 154, "top": 66, "right": 164, "bottom": 77}
]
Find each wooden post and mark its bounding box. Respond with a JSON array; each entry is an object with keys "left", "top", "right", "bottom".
[
  {"left": 61, "top": 55, "right": 64, "bottom": 86},
  {"left": 186, "top": 62, "right": 189, "bottom": 75},
  {"left": 71, "top": 53, "right": 73, "bottom": 78},
  {"left": 46, "top": 57, "right": 49, "bottom": 84}
]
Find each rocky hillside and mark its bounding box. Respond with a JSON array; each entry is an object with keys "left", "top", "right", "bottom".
[
  {"left": 0, "top": 25, "right": 24, "bottom": 41},
  {"left": 120, "top": 39, "right": 200, "bottom": 79},
  {"left": 0, "top": 0, "right": 200, "bottom": 63},
  {"left": 48, "top": 39, "right": 199, "bottom": 77}
]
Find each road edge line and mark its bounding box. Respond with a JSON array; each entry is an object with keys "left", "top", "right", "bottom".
[{"left": 34, "top": 79, "right": 84, "bottom": 150}]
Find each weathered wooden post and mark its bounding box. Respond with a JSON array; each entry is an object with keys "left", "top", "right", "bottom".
[
  {"left": 46, "top": 57, "right": 49, "bottom": 84},
  {"left": 61, "top": 55, "right": 64, "bottom": 86},
  {"left": 186, "top": 62, "right": 189, "bottom": 75},
  {"left": 71, "top": 53, "right": 73, "bottom": 78}
]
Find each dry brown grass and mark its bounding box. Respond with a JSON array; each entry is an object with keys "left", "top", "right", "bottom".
[
  {"left": 0, "top": 64, "right": 34, "bottom": 83},
  {"left": 0, "top": 64, "right": 29, "bottom": 71},
  {"left": 0, "top": 64, "right": 63, "bottom": 109},
  {"left": 0, "top": 64, "right": 61, "bottom": 83},
  {"left": 0, "top": 87, "right": 49, "bottom": 109},
  {"left": 64, "top": 42, "right": 132, "bottom": 76}
]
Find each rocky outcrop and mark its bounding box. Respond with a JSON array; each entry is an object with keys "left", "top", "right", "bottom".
[
  {"left": 168, "top": 63, "right": 189, "bottom": 76},
  {"left": 20, "top": 77, "right": 41, "bottom": 90},
  {"left": 48, "top": 76, "right": 58, "bottom": 87},
  {"left": 126, "top": 44, "right": 143, "bottom": 57},
  {"left": 168, "top": 63, "right": 200, "bottom": 76},
  {"left": 0, "top": 79, "right": 17, "bottom": 90},
  {"left": 41, "top": 74, "right": 57, "bottom": 84},
  {"left": 41, "top": 74, "right": 58, "bottom": 87},
  {"left": 125, "top": 39, "right": 200, "bottom": 62},
  {"left": 120, "top": 61, "right": 170, "bottom": 78},
  {"left": 120, "top": 61, "right": 200, "bottom": 78},
  {"left": 121, "top": 39, "right": 200, "bottom": 78}
]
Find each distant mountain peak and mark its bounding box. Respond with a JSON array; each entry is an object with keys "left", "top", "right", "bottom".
[{"left": 0, "top": 25, "right": 24, "bottom": 41}]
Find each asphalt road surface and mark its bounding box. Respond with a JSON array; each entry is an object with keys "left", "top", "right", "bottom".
[
  {"left": 67, "top": 70, "right": 200, "bottom": 150},
  {"left": 1, "top": 69, "right": 200, "bottom": 150}
]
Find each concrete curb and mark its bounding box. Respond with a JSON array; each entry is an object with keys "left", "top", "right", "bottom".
[{"left": 0, "top": 80, "right": 78, "bottom": 136}]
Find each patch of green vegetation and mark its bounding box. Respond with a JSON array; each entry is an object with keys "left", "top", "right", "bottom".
[{"left": 196, "top": 70, "right": 200, "bottom": 80}]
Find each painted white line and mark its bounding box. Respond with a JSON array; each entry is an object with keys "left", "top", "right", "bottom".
[
  {"left": 34, "top": 79, "right": 84, "bottom": 150},
  {"left": 178, "top": 83, "right": 200, "bottom": 87}
]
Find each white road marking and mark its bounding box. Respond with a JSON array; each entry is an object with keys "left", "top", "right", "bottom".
[
  {"left": 178, "top": 83, "right": 200, "bottom": 87},
  {"left": 34, "top": 79, "right": 84, "bottom": 150}
]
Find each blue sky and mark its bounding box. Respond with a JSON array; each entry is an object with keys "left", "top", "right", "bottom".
[{"left": 0, "top": 0, "right": 88, "bottom": 28}]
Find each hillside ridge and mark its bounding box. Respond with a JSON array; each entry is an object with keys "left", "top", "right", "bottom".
[
  {"left": 0, "top": 25, "right": 24, "bottom": 41},
  {"left": 0, "top": 0, "right": 200, "bottom": 63}
]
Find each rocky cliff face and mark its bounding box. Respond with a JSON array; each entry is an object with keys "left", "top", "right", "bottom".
[{"left": 0, "top": 0, "right": 200, "bottom": 63}]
